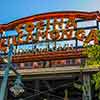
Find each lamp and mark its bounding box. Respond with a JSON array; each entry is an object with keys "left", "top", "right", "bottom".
[
  {"left": 0, "top": 44, "right": 24, "bottom": 100},
  {"left": 10, "top": 76, "right": 24, "bottom": 97}
]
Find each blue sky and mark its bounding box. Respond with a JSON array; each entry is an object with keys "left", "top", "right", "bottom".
[{"left": 0, "top": 0, "right": 100, "bottom": 24}]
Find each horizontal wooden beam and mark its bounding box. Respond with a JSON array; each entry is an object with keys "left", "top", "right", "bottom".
[
  {"left": 0, "top": 11, "right": 99, "bottom": 31},
  {"left": 0, "top": 49, "right": 86, "bottom": 63},
  {"left": 0, "top": 66, "right": 99, "bottom": 79}
]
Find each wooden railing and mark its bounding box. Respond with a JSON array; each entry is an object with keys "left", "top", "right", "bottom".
[{"left": 0, "top": 48, "right": 86, "bottom": 63}]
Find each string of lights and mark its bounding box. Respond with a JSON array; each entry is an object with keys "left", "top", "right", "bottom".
[{"left": 22, "top": 80, "right": 79, "bottom": 100}]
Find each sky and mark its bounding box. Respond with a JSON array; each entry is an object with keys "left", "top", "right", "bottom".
[{"left": 0, "top": 0, "right": 100, "bottom": 24}]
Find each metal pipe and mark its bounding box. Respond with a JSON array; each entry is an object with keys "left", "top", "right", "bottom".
[{"left": 0, "top": 44, "right": 22, "bottom": 100}]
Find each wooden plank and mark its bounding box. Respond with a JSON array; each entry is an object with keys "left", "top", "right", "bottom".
[
  {"left": 0, "top": 48, "right": 86, "bottom": 63},
  {"left": 0, "top": 66, "right": 99, "bottom": 77}
]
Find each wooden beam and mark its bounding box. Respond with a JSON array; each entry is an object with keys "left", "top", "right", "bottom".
[{"left": 0, "top": 48, "right": 86, "bottom": 63}]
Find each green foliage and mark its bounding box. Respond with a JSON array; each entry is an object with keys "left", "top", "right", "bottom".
[
  {"left": 92, "top": 72, "right": 100, "bottom": 90},
  {"left": 84, "top": 44, "right": 100, "bottom": 97},
  {"left": 91, "top": 72, "right": 100, "bottom": 100},
  {"left": 84, "top": 45, "right": 100, "bottom": 67},
  {"left": 82, "top": 41, "right": 100, "bottom": 98},
  {"left": 87, "top": 45, "right": 100, "bottom": 59}
]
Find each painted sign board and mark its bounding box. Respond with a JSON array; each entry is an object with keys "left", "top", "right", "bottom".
[{"left": 0, "top": 11, "right": 100, "bottom": 52}]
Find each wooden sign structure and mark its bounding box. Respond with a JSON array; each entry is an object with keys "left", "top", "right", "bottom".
[{"left": 0, "top": 11, "right": 100, "bottom": 63}]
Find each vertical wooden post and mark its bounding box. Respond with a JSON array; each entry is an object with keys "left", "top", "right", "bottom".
[
  {"left": 0, "top": 67, "right": 10, "bottom": 100},
  {"left": 34, "top": 80, "right": 40, "bottom": 99},
  {"left": 0, "top": 44, "right": 13, "bottom": 100},
  {"left": 82, "top": 73, "right": 91, "bottom": 100},
  {"left": 4, "top": 85, "right": 8, "bottom": 100},
  {"left": 64, "top": 89, "right": 69, "bottom": 100}
]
